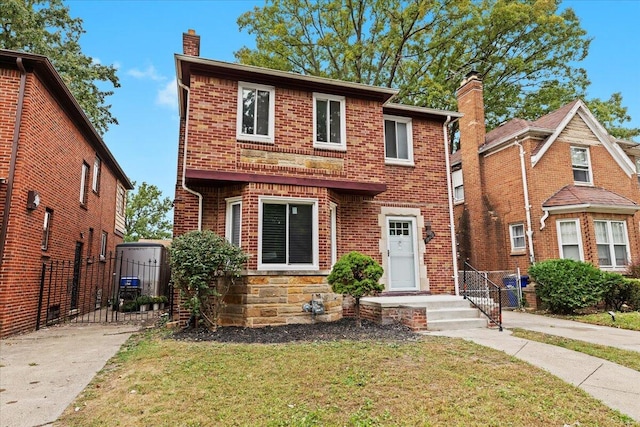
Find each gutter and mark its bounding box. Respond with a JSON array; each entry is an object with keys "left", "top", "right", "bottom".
[
  {"left": 177, "top": 79, "right": 203, "bottom": 231},
  {"left": 515, "top": 140, "right": 535, "bottom": 264},
  {"left": 443, "top": 115, "right": 461, "bottom": 295},
  {"left": 0, "top": 57, "right": 27, "bottom": 271}
]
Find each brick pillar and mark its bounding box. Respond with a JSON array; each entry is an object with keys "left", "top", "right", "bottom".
[
  {"left": 456, "top": 71, "right": 488, "bottom": 269},
  {"left": 183, "top": 29, "right": 200, "bottom": 56}
]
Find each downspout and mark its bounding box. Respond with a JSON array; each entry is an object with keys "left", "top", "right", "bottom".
[
  {"left": 443, "top": 115, "right": 461, "bottom": 295},
  {"left": 515, "top": 139, "right": 535, "bottom": 264},
  {"left": 177, "top": 79, "right": 203, "bottom": 231},
  {"left": 0, "top": 57, "right": 27, "bottom": 270}
]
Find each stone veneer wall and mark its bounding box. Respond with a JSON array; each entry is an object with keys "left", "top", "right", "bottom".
[{"left": 219, "top": 273, "right": 343, "bottom": 327}]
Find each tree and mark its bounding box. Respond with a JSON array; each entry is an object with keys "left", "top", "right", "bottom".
[
  {"left": 327, "top": 251, "right": 384, "bottom": 327},
  {"left": 236, "top": 0, "right": 638, "bottom": 140},
  {"left": 169, "top": 230, "right": 248, "bottom": 330},
  {"left": 124, "top": 181, "right": 173, "bottom": 242},
  {"left": 0, "top": 0, "right": 119, "bottom": 135}
]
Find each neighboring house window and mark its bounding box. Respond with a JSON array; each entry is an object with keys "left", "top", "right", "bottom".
[
  {"left": 556, "top": 219, "right": 583, "bottom": 261},
  {"left": 80, "top": 162, "right": 90, "bottom": 204},
  {"left": 92, "top": 156, "right": 101, "bottom": 193},
  {"left": 571, "top": 146, "right": 592, "bottom": 184},
  {"left": 313, "top": 93, "right": 346, "bottom": 150},
  {"left": 259, "top": 197, "right": 318, "bottom": 270},
  {"left": 42, "top": 208, "right": 53, "bottom": 251},
  {"left": 595, "top": 220, "right": 629, "bottom": 268},
  {"left": 237, "top": 82, "right": 275, "bottom": 143},
  {"left": 100, "top": 231, "right": 108, "bottom": 260},
  {"left": 330, "top": 203, "right": 337, "bottom": 267},
  {"left": 226, "top": 197, "right": 242, "bottom": 247},
  {"left": 452, "top": 169, "right": 464, "bottom": 202},
  {"left": 509, "top": 223, "right": 526, "bottom": 252},
  {"left": 384, "top": 115, "right": 413, "bottom": 165},
  {"left": 116, "top": 184, "right": 126, "bottom": 217},
  {"left": 635, "top": 157, "right": 640, "bottom": 185}
]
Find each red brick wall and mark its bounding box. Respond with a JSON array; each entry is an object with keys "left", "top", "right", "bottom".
[{"left": 0, "top": 69, "right": 125, "bottom": 337}]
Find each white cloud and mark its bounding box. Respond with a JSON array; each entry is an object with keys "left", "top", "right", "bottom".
[
  {"left": 156, "top": 78, "right": 177, "bottom": 109},
  {"left": 127, "top": 65, "right": 164, "bottom": 81}
]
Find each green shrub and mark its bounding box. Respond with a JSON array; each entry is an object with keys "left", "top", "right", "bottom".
[
  {"left": 136, "top": 295, "right": 152, "bottom": 306},
  {"left": 170, "top": 230, "right": 248, "bottom": 330},
  {"left": 327, "top": 251, "right": 384, "bottom": 327},
  {"left": 528, "top": 259, "right": 608, "bottom": 314},
  {"left": 604, "top": 277, "right": 640, "bottom": 311}
]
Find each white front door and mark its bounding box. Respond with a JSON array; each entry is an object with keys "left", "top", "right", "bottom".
[{"left": 387, "top": 218, "right": 419, "bottom": 291}]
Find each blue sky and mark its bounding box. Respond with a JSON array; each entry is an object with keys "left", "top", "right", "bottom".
[{"left": 66, "top": 0, "right": 640, "bottom": 203}]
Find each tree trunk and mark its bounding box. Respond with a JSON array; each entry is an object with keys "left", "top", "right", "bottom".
[{"left": 355, "top": 297, "right": 361, "bottom": 328}]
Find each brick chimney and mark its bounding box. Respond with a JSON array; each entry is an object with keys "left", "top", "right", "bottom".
[
  {"left": 455, "top": 71, "right": 489, "bottom": 269},
  {"left": 183, "top": 29, "right": 200, "bottom": 56}
]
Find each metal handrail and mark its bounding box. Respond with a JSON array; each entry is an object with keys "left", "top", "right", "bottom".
[{"left": 461, "top": 261, "right": 503, "bottom": 331}]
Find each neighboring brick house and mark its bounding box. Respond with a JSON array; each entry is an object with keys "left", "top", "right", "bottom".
[
  {"left": 173, "top": 30, "right": 462, "bottom": 327},
  {"left": 452, "top": 71, "right": 640, "bottom": 278},
  {"left": 0, "top": 50, "right": 132, "bottom": 337}
]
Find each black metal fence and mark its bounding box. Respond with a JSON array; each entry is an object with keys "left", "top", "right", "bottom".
[
  {"left": 36, "top": 253, "right": 172, "bottom": 330},
  {"left": 460, "top": 261, "right": 503, "bottom": 331}
]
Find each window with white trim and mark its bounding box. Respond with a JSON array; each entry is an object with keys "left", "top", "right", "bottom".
[
  {"left": 237, "top": 82, "right": 275, "bottom": 143},
  {"left": 384, "top": 115, "right": 413, "bottom": 165},
  {"left": 80, "top": 162, "right": 89, "bottom": 204},
  {"left": 116, "top": 184, "right": 126, "bottom": 216},
  {"left": 226, "top": 197, "right": 242, "bottom": 247},
  {"left": 259, "top": 197, "right": 318, "bottom": 270},
  {"left": 556, "top": 219, "right": 583, "bottom": 261},
  {"left": 509, "top": 223, "right": 526, "bottom": 251},
  {"left": 452, "top": 169, "right": 464, "bottom": 202},
  {"left": 313, "top": 93, "right": 346, "bottom": 150},
  {"left": 635, "top": 157, "right": 640, "bottom": 185},
  {"left": 100, "top": 231, "right": 108, "bottom": 260},
  {"left": 42, "top": 208, "right": 52, "bottom": 251},
  {"left": 571, "top": 146, "right": 592, "bottom": 184},
  {"left": 595, "top": 220, "right": 629, "bottom": 268},
  {"left": 92, "top": 156, "right": 101, "bottom": 193}
]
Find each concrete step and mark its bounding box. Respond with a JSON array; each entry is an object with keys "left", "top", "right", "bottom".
[
  {"left": 426, "top": 307, "right": 481, "bottom": 321},
  {"left": 427, "top": 317, "right": 488, "bottom": 331}
]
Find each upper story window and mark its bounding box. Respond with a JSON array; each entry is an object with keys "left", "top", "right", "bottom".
[
  {"left": 595, "top": 220, "right": 629, "bottom": 268},
  {"left": 116, "top": 184, "right": 126, "bottom": 217},
  {"left": 384, "top": 115, "right": 413, "bottom": 165},
  {"left": 237, "top": 82, "right": 275, "bottom": 143},
  {"left": 225, "top": 197, "right": 242, "bottom": 247},
  {"left": 509, "top": 223, "right": 525, "bottom": 252},
  {"left": 556, "top": 219, "right": 583, "bottom": 261},
  {"left": 42, "top": 208, "right": 53, "bottom": 251},
  {"left": 259, "top": 197, "right": 318, "bottom": 270},
  {"left": 313, "top": 93, "right": 346, "bottom": 150},
  {"left": 452, "top": 169, "right": 464, "bottom": 203},
  {"left": 571, "top": 146, "right": 592, "bottom": 185},
  {"left": 92, "top": 156, "right": 101, "bottom": 193},
  {"left": 635, "top": 157, "right": 640, "bottom": 185},
  {"left": 80, "top": 162, "right": 90, "bottom": 205}
]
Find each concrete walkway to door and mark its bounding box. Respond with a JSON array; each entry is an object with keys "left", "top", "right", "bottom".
[
  {"left": 427, "top": 311, "right": 640, "bottom": 422},
  {"left": 0, "top": 324, "right": 140, "bottom": 427}
]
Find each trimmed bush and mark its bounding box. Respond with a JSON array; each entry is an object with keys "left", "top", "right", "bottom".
[
  {"left": 327, "top": 251, "right": 384, "bottom": 327},
  {"left": 604, "top": 277, "right": 640, "bottom": 311},
  {"left": 528, "top": 259, "right": 608, "bottom": 314}
]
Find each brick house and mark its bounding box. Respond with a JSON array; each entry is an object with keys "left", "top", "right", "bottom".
[
  {"left": 452, "top": 72, "right": 640, "bottom": 279},
  {"left": 173, "top": 30, "right": 462, "bottom": 327},
  {"left": 0, "top": 50, "right": 132, "bottom": 337}
]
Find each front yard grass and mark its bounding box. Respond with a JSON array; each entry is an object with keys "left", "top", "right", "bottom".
[
  {"left": 56, "top": 330, "right": 637, "bottom": 426},
  {"left": 510, "top": 328, "right": 640, "bottom": 372},
  {"left": 564, "top": 311, "right": 640, "bottom": 331}
]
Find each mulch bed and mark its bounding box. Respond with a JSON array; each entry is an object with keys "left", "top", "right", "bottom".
[{"left": 171, "top": 318, "right": 421, "bottom": 343}]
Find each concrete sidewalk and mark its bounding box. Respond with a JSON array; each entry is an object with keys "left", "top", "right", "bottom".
[
  {"left": 428, "top": 311, "right": 640, "bottom": 422},
  {"left": 0, "top": 324, "right": 140, "bottom": 427}
]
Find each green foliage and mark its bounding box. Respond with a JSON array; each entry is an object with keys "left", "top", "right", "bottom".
[
  {"left": 236, "top": 0, "right": 638, "bottom": 140},
  {"left": 124, "top": 181, "right": 173, "bottom": 242},
  {"left": 136, "top": 295, "right": 152, "bottom": 306},
  {"left": 0, "top": 0, "right": 119, "bottom": 135},
  {"left": 603, "top": 277, "right": 640, "bottom": 311},
  {"left": 528, "top": 259, "right": 608, "bottom": 314},
  {"left": 169, "top": 230, "right": 248, "bottom": 329}
]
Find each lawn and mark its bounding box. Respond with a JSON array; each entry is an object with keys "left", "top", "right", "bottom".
[
  {"left": 564, "top": 311, "right": 640, "bottom": 331},
  {"left": 56, "top": 331, "right": 637, "bottom": 426},
  {"left": 510, "top": 328, "right": 640, "bottom": 372}
]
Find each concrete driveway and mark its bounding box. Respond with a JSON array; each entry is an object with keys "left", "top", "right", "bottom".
[{"left": 0, "top": 324, "right": 140, "bottom": 427}]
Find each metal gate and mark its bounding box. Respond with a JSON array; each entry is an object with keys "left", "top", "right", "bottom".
[{"left": 36, "top": 253, "right": 172, "bottom": 329}]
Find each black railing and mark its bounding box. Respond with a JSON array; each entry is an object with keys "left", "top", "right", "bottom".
[
  {"left": 36, "top": 252, "right": 171, "bottom": 330},
  {"left": 461, "top": 261, "right": 503, "bottom": 331}
]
